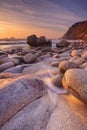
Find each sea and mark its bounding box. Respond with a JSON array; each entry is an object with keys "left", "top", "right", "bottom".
[{"left": 0, "top": 39, "right": 59, "bottom": 50}]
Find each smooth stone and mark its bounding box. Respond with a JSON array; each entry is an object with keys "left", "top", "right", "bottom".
[
  {"left": 12, "top": 56, "right": 24, "bottom": 63},
  {"left": 81, "top": 51, "right": 87, "bottom": 60},
  {"left": 69, "top": 56, "right": 80, "bottom": 62},
  {"left": 56, "top": 40, "right": 70, "bottom": 47},
  {"left": 4, "top": 64, "right": 30, "bottom": 73},
  {"left": 0, "top": 62, "right": 14, "bottom": 73},
  {"left": 0, "top": 57, "right": 19, "bottom": 65},
  {"left": 80, "top": 62, "right": 87, "bottom": 69},
  {"left": 62, "top": 69, "right": 87, "bottom": 103},
  {"left": 69, "top": 56, "right": 86, "bottom": 66},
  {"left": 23, "top": 53, "right": 37, "bottom": 63},
  {"left": 50, "top": 74, "right": 64, "bottom": 88},
  {"left": 73, "top": 57, "right": 86, "bottom": 65},
  {"left": 71, "top": 49, "right": 81, "bottom": 57},
  {"left": 58, "top": 60, "right": 79, "bottom": 74},
  {"left": 51, "top": 62, "right": 60, "bottom": 67}
]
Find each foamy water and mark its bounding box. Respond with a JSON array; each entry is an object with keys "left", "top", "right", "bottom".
[{"left": 0, "top": 39, "right": 60, "bottom": 50}]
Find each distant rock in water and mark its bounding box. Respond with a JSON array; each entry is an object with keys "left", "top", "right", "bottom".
[
  {"left": 56, "top": 40, "right": 70, "bottom": 48},
  {"left": 27, "top": 34, "right": 38, "bottom": 47},
  {"left": 27, "top": 34, "right": 52, "bottom": 47},
  {"left": 62, "top": 20, "right": 87, "bottom": 41}
]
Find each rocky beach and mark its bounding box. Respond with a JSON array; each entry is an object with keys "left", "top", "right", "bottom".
[{"left": 0, "top": 26, "right": 87, "bottom": 130}]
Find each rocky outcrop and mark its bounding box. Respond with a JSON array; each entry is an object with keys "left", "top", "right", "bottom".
[
  {"left": 27, "top": 35, "right": 52, "bottom": 47},
  {"left": 62, "top": 21, "right": 87, "bottom": 41},
  {"left": 27, "top": 34, "right": 38, "bottom": 47}
]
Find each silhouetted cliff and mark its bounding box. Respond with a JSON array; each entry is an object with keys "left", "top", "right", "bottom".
[{"left": 63, "top": 21, "right": 87, "bottom": 41}]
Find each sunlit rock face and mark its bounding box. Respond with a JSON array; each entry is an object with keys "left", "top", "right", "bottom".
[
  {"left": 62, "top": 69, "right": 87, "bottom": 103},
  {"left": 62, "top": 21, "right": 87, "bottom": 41}
]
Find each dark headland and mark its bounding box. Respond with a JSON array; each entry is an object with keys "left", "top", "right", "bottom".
[{"left": 63, "top": 20, "right": 87, "bottom": 41}]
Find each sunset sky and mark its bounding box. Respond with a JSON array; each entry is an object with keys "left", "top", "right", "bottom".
[{"left": 0, "top": 0, "right": 87, "bottom": 39}]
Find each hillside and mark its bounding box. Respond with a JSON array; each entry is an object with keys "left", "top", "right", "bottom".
[{"left": 63, "top": 21, "right": 87, "bottom": 41}]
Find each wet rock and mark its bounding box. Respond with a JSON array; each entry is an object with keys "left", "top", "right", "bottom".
[
  {"left": 37, "top": 36, "right": 46, "bottom": 45},
  {"left": 0, "top": 76, "right": 46, "bottom": 126},
  {"left": 23, "top": 53, "right": 37, "bottom": 63},
  {"left": 0, "top": 51, "right": 8, "bottom": 56},
  {"left": 71, "top": 49, "right": 81, "bottom": 56},
  {"left": 0, "top": 62, "right": 14, "bottom": 73},
  {"left": 27, "top": 34, "right": 38, "bottom": 47},
  {"left": 38, "top": 53, "right": 51, "bottom": 61},
  {"left": 4, "top": 64, "right": 30, "bottom": 73},
  {"left": 12, "top": 56, "right": 24, "bottom": 63},
  {"left": 27, "top": 35, "right": 52, "bottom": 47},
  {"left": 81, "top": 51, "right": 87, "bottom": 60},
  {"left": 73, "top": 57, "right": 86, "bottom": 66},
  {"left": 23, "top": 62, "right": 57, "bottom": 75},
  {"left": 69, "top": 56, "right": 80, "bottom": 62},
  {"left": 0, "top": 95, "right": 50, "bottom": 130},
  {"left": 1, "top": 94, "right": 87, "bottom": 130},
  {"left": 51, "top": 62, "right": 60, "bottom": 67},
  {"left": 62, "top": 69, "right": 87, "bottom": 103},
  {"left": 56, "top": 40, "right": 70, "bottom": 48},
  {"left": 80, "top": 62, "right": 87, "bottom": 69},
  {"left": 50, "top": 74, "right": 64, "bottom": 88},
  {"left": 0, "top": 57, "right": 20, "bottom": 65},
  {"left": 58, "top": 60, "right": 79, "bottom": 74},
  {"left": 53, "top": 54, "right": 59, "bottom": 58},
  {"left": 0, "top": 55, "right": 8, "bottom": 62},
  {"left": 59, "top": 52, "right": 70, "bottom": 58},
  {"left": 37, "top": 36, "right": 52, "bottom": 47},
  {"left": 69, "top": 56, "right": 86, "bottom": 66}
]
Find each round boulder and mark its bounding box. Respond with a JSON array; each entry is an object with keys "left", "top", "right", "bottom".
[
  {"left": 58, "top": 60, "right": 79, "bottom": 74},
  {"left": 0, "top": 62, "right": 14, "bottom": 72},
  {"left": 23, "top": 53, "right": 37, "bottom": 63},
  {"left": 71, "top": 49, "right": 81, "bottom": 57},
  {"left": 62, "top": 69, "right": 87, "bottom": 103},
  {"left": 0, "top": 57, "right": 19, "bottom": 65}
]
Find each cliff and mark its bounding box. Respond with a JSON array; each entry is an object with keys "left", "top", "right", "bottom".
[{"left": 63, "top": 21, "right": 87, "bottom": 41}]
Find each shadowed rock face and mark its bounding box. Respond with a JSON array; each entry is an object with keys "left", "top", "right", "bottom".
[
  {"left": 27, "top": 35, "right": 52, "bottom": 47},
  {"left": 62, "top": 21, "right": 87, "bottom": 41}
]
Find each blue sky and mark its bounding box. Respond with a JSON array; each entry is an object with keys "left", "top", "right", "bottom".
[{"left": 0, "top": 0, "right": 87, "bottom": 38}]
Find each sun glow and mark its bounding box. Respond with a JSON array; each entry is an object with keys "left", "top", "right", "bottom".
[{"left": 0, "top": 22, "right": 63, "bottom": 39}]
